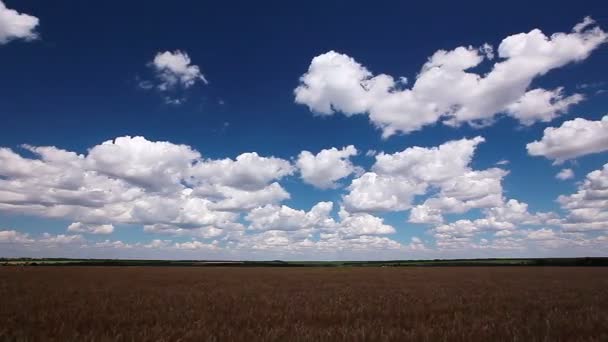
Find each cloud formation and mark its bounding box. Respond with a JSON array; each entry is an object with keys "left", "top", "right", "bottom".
[
  {"left": 527, "top": 115, "right": 608, "bottom": 163},
  {"left": 296, "top": 146, "right": 360, "bottom": 189},
  {"left": 0, "top": 136, "right": 292, "bottom": 236},
  {"left": 556, "top": 168, "right": 575, "bottom": 180},
  {"left": 295, "top": 18, "right": 606, "bottom": 137},
  {"left": 558, "top": 164, "right": 608, "bottom": 232},
  {"left": 151, "top": 50, "right": 208, "bottom": 90},
  {"left": 431, "top": 199, "right": 558, "bottom": 250},
  {"left": 143, "top": 50, "right": 208, "bottom": 104},
  {"left": 67, "top": 222, "right": 114, "bottom": 235},
  {"left": 0, "top": 133, "right": 606, "bottom": 259},
  {"left": 343, "top": 136, "right": 507, "bottom": 224},
  {"left": 0, "top": 137, "right": 409, "bottom": 257},
  {"left": 246, "top": 202, "right": 394, "bottom": 237},
  {"left": 0, "top": 1, "right": 39, "bottom": 44}
]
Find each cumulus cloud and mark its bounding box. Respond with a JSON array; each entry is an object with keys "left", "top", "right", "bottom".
[
  {"left": 343, "top": 136, "right": 506, "bottom": 221},
  {"left": 526, "top": 228, "right": 556, "bottom": 240},
  {"left": 87, "top": 136, "right": 201, "bottom": 192},
  {"left": 527, "top": 115, "right": 608, "bottom": 163},
  {"left": 142, "top": 50, "right": 208, "bottom": 104},
  {"left": 1, "top": 231, "right": 89, "bottom": 254},
  {"left": 295, "top": 18, "right": 606, "bottom": 137},
  {"left": 151, "top": 50, "right": 208, "bottom": 90},
  {"left": 296, "top": 145, "right": 360, "bottom": 189},
  {"left": 246, "top": 202, "right": 334, "bottom": 231},
  {"left": 0, "top": 230, "right": 231, "bottom": 259},
  {"left": 174, "top": 240, "right": 219, "bottom": 250},
  {"left": 431, "top": 219, "right": 546, "bottom": 251},
  {"left": 485, "top": 199, "right": 558, "bottom": 226},
  {"left": 372, "top": 136, "right": 484, "bottom": 182},
  {"left": 93, "top": 238, "right": 221, "bottom": 251},
  {"left": 227, "top": 218, "right": 401, "bottom": 258},
  {"left": 432, "top": 212, "right": 561, "bottom": 251},
  {"left": 245, "top": 202, "right": 395, "bottom": 238},
  {"left": 143, "top": 224, "right": 228, "bottom": 239},
  {"left": 558, "top": 163, "right": 608, "bottom": 231},
  {"left": 556, "top": 168, "right": 575, "bottom": 180},
  {"left": 189, "top": 152, "right": 294, "bottom": 192},
  {"left": 2, "top": 133, "right": 605, "bottom": 259},
  {"left": 67, "top": 222, "right": 114, "bottom": 235},
  {"left": 332, "top": 207, "right": 395, "bottom": 237},
  {"left": 0, "top": 229, "right": 33, "bottom": 243},
  {"left": 0, "top": 136, "right": 293, "bottom": 237},
  {"left": 424, "top": 195, "right": 559, "bottom": 250},
  {"left": 505, "top": 88, "right": 583, "bottom": 125},
  {"left": 0, "top": 1, "right": 39, "bottom": 44},
  {"left": 343, "top": 172, "right": 427, "bottom": 212},
  {"left": 39, "top": 233, "right": 85, "bottom": 245},
  {"left": 410, "top": 168, "right": 507, "bottom": 223}
]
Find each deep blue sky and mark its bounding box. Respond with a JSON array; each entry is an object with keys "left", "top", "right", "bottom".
[{"left": 0, "top": 0, "right": 607, "bottom": 259}]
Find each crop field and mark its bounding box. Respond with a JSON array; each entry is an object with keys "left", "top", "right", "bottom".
[{"left": 1, "top": 267, "right": 607, "bottom": 341}]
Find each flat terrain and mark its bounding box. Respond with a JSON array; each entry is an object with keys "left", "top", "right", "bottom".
[{"left": 1, "top": 267, "right": 607, "bottom": 341}]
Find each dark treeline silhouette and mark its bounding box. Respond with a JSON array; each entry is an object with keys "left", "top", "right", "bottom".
[{"left": 2, "top": 257, "right": 608, "bottom": 267}]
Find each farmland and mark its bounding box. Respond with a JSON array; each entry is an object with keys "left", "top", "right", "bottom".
[{"left": 1, "top": 267, "right": 607, "bottom": 341}]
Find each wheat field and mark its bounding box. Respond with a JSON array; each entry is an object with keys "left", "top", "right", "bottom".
[{"left": 1, "top": 267, "right": 607, "bottom": 341}]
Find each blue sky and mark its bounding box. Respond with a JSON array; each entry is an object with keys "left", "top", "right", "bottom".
[{"left": 1, "top": 0, "right": 608, "bottom": 260}]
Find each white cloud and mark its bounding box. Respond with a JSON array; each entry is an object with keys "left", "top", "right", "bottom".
[
  {"left": 189, "top": 152, "right": 294, "bottom": 192},
  {"left": 67, "top": 222, "right": 114, "bottom": 235},
  {"left": 151, "top": 50, "right": 207, "bottom": 90},
  {"left": 373, "top": 136, "right": 484, "bottom": 183},
  {"left": 343, "top": 172, "right": 426, "bottom": 212},
  {"left": 410, "top": 168, "right": 507, "bottom": 223},
  {"left": 558, "top": 163, "right": 608, "bottom": 231},
  {"left": 93, "top": 237, "right": 221, "bottom": 251},
  {"left": 527, "top": 115, "right": 608, "bottom": 163},
  {"left": 227, "top": 215, "right": 401, "bottom": 258},
  {"left": 87, "top": 136, "right": 201, "bottom": 192},
  {"left": 527, "top": 228, "right": 556, "bottom": 240},
  {"left": 343, "top": 136, "right": 505, "bottom": 219},
  {"left": 206, "top": 182, "right": 290, "bottom": 211},
  {"left": 93, "top": 240, "right": 135, "bottom": 249},
  {"left": 348, "top": 137, "right": 487, "bottom": 212},
  {"left": 332, "top": 207, "right": 395, "bottom": 237},
  {"left": 407, "top": 237, "right": 428, "bottom": 251},
  {"left": 556, "top": 168, "right": 575, "bottom": 180},
  {"left": 246, "top": 201, "right": 334, "bottom": 232},
  {"left": 224, "top": 200, "right": 398, "bottom": 258},
  {"left": 485, "top": 199, "right": 557, "bottom": 226},
  {"left": 143, "top": 50, "right": 208, "bottom": 104},
  {"left": 245, "top": 202, "right": 394, "bottom": 238},
  {"left": 174, "top": 240, "right": 219, "bottom": 250},
  {"left": 0, "top": 1, "right": 39, "bottom": 44},
  {"left": 315, "top": 235, "right": 402, "bottom": 252},
  {"left": 431, "top": 198, "right": 558, "bottom": 250},
  {"left": 39, "top": 233, "right": 85, "bottom": 245},
  {"left": 0, "top": 231, "right": 228, "bottom": 258},
  {"left": 295, "top": 18, "right": 606, "bottom": 137},
  {"left": 0, "top": 229, "right": 33, "bottom": 243},
  {"left": 505, "top": 88, "right": 583, "bottom": 125},
  {"left": 0, "top": 231, "right": 91, "bottom": 256},
  {"left": 0, "top": 136, "right": 294, "bottom": 236},
  {"left": 143, "top": 224, "right": 229, "bottom": 239},
  {"left": 2, "top": 130, "right": 606, "bottom": 259},
  {"left": 296, "top": 145, "right": 360, "bottom": 189}
]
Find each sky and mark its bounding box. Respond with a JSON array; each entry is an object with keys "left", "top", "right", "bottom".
[{"left": 1, "top": 0, "right": 608, "bottom": 260}]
